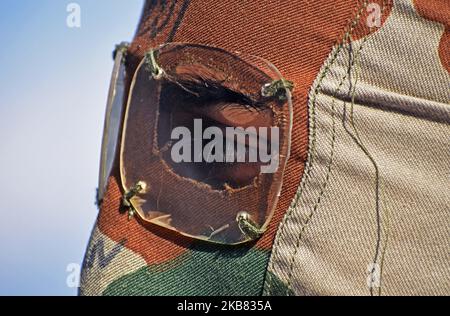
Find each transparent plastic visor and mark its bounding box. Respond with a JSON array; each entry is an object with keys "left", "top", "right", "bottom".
[{"left": 119, "top": 43, "right": 293, "bottom": 244}]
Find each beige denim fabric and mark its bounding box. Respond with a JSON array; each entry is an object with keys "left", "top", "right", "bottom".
[{"left": 266, "top": 0, "right": 450, "bottom": 296}]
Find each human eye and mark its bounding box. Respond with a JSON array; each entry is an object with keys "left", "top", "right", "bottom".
[{"left": 156, "top": 68, "right": 274, "bottom": 189}]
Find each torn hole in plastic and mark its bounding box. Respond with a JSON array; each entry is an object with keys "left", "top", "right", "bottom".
[{"left": 120, "top": 43, "right": 293, "bottom": 244}]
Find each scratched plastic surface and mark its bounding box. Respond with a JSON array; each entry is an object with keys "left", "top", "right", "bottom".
[{"left": 120, "top": 43, "right": 292, "bottom": 244}]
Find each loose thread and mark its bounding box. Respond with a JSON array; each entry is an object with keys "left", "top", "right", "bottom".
[
  {"left": 342, "top": 33, "right": 390, "bottom": 296},
  {"left": 266, "top": 0, "right": 371, "bottom": 295}
]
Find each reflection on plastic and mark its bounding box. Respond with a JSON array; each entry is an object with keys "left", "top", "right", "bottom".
[
  {"left": 98, "top": 44, "right": 127, "bottom": 203},
  {"left": 120, "top": 43, "right": 292, "bottom": 244}
]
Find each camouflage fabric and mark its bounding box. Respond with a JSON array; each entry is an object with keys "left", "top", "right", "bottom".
[{"left": 80, "top": 0, "right": 449, "bottom": 296}]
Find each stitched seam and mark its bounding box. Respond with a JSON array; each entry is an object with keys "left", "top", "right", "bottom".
[
  {"left": 264, "top": 37, "right": 343, "bottom": 295},
  {"left": 282, "top": 0, "right": 389, "bottom": 295},
  {"left": 265, "top": 0, "right": 370, "bottom": 295},
  {"left": 285, "top": 37, "right": 368, "bottom": 295}
]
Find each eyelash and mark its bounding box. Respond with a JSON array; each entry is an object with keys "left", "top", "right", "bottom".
[{"left": 164, "top": 77, "right": 266, "bottom": 111}]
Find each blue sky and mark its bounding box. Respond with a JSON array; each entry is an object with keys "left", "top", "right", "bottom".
[{"left": 0, "top": 0, "right": 143, "bottom": 295}]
